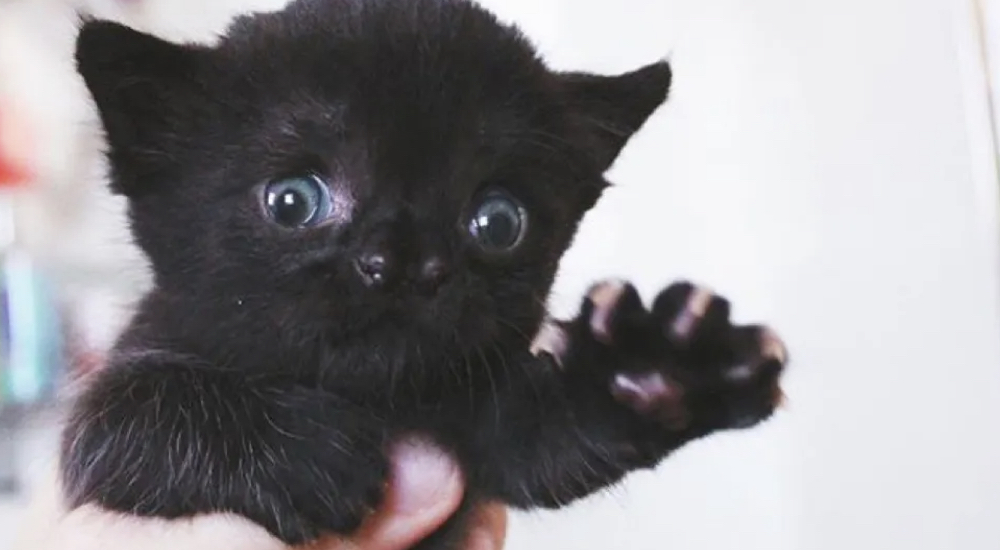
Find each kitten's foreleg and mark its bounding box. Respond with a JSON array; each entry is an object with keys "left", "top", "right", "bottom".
[
  {"left": 475, "top": 280, "right": 788, "bottom": 508},
  {"left": 60, "top": 355, "right": 388, "bottom": 545}
]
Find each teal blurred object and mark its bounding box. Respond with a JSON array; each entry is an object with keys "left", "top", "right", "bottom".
[
  {"left": 0, "top": 192, "right": 64, "bottom": 408},
  {"left": 0, "top": 248, "right": 64, "bottom": 406},
  {"left": 0, "top": 194, "right": 67, "bottom": 495}
]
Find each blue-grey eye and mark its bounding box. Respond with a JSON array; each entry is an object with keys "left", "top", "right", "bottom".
[
  {"left": 263, "top": 175, "right": 333, "bottom": 228},
  {"left": 468, "top": 190, "right": 528, "bottom": 252}
]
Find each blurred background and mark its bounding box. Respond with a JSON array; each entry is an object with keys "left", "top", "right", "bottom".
[{"left": 0, "top": 0, "right": 999, "bottom": 548}]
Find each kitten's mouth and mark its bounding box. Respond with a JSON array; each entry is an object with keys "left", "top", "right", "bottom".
[{"left": 390, "top": 295, "right": 501, "bottom": 346}]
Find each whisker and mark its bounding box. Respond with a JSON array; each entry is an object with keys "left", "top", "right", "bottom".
[
  {"left": 474, "top": 343, "right": 501, "bottom": 432},
  {"left": 493, "top": 317, "right": 534, "bottom": 346},
  {"left": 454, "top": 327, "right": 475, "bottom": 408}
]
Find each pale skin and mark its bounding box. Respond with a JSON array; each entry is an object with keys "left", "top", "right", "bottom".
[{"left": 12, "top": 439, "right": 506, "bottom": 550}]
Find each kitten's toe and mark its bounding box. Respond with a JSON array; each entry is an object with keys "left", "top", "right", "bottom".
[
  {"left": 651, "top": 281, "right": 731, "bottom": 348},
  {"left": 723, "top": 325, "right": 788, "bottom": 383},
  {"left": 530, "top": 319, "right": 570, "bottom": 367},
  {"left": 583, "top": 279, "right": 646, "bottom": 345},
  {"left": 687, "top": 323, "right": 789, "bottom": 431}
]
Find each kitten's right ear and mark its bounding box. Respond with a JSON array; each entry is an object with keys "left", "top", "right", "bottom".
[{"left": 76, "top": 18, "right": 210, "bottom": 196}]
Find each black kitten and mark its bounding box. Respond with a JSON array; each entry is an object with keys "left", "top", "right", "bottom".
[{"left": 62, "top": 0, "right": 789, "bottom": 547}]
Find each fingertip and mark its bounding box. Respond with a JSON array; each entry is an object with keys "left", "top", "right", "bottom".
[
  {"left": 389, "top": 437, "right": 464, "bottom": 516},
  {"left": 352, "top": 437, "right": 463, "bottom": 550}
]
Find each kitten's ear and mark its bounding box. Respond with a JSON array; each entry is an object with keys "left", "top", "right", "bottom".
[
  {"left": 559, "top": 60, "right": 671, "bottom": 172},
  {"left": 76, "top": 19, "right": 210, "bottom": 196}
]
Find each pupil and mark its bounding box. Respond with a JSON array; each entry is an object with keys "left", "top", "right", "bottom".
[
  {"left": 485, "top": 213, "right": 515, "bottom": 245},
  {"left": 274, "top": 190, "right": 312, "bottom": 225}
]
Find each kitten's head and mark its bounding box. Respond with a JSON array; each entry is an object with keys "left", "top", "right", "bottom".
[{"left": 76, "top": 0, "right": 670, "bottom": 362}]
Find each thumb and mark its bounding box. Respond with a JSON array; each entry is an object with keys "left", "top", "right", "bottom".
[{"left": 348, "top": 438, "right": 464, "bottom": 550}]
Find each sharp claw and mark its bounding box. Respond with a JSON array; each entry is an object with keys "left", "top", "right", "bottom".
[
  {"left": 669, "top": 286, "right": 714, "bottom": 342},
  {"left": 530, "top": 320, "right": 569, "bottom": 367},
  {"left": 772, "top": 384, "right": 787, "bottom": 408},
  {"left": 759, "top": 326, "right": 788, "bottom": 365},
  {"left": 587, "top": 279, "right": 627, "bottom": 344}
]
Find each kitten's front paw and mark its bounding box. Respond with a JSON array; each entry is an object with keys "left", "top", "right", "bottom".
[
  {"left": 267, "top": 442, "right": 388, "bottom": 544},
  {"left": 247, "top": 399, "right": 389, "bottom": 544},
  {"left": 253, "top": 448, "right": 387, "bottom": 544},
  {"left": 534, "top": 279, "right": 788, "bottom": 434}
]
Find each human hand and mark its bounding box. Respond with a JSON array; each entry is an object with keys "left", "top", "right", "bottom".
[
  {"left": 304, "top": 438, "right": 508, "bottom": 550},
  {"left": 13, "top": 438, "right": 506, "bottom": 550}
]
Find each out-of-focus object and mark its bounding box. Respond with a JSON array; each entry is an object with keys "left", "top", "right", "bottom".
[
  {"left": 0, "top": 199, "right": 66, "bottom": 496},
  {"left": 0, "top": 96, "right": 62, "bottom": 407},
  {"left": 0, "top": 101, "right": 34, "bottom": 187},
  {"left": 0, "top": 96, "right": 65, "bottom": 496},
  {"left": 0, "top": 248, "right": 65, "bottom": 406}
]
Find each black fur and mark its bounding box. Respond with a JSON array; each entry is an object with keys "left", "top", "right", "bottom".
[{"left": 63, "top": 0, "right": 787, "bottom": 547}]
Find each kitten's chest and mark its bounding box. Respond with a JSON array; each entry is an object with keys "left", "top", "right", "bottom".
[{"left": 330, "top": 363, "right": 507, "bottom": 434}]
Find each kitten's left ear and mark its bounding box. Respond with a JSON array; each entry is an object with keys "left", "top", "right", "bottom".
[
  {"left": 559, "top": 60, "right": 672, "bottom": 172},
  {"left": 76, "top": 18, "right": 211, "bottom": 195}
]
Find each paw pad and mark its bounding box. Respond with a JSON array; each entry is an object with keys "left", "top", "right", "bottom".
[{"left": 611, "top": 372, "right": 689, "bottom": 429}]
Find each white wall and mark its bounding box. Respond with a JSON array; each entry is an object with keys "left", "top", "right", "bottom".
[{"left": 980, "top": 0, "right": 1000, "bottom": 143}]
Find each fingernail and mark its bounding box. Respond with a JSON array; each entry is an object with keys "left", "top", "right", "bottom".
[{"left": 390, "top": 437, "right": 462, "bottom": 515}]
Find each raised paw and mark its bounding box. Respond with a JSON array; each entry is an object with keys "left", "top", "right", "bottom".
[{"left": 534, "top": 279, "right": 789, "bottom": 435}]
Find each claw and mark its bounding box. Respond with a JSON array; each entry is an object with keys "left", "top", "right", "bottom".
[
  {"left": 530, "top": 320, "right": 569, "bottom": 367},
  {"left": 772, "top": 384, "right": 787, "bottom": 408},
  {"left": 669, "top": 286, "right": 714, "bottom": 342},
  {"left": 587, "top": 280, "right": 628, "bottom": 344},
  {"left": 759, "top": 326, "right": 788, "bottom": 365}
]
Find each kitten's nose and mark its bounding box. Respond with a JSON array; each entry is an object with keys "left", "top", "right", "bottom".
[
  {"left": 354, "top": 252, "right": 394, "bottom": 288},
  {"left": 417, "top": 257, "right": 449, "bottom": 292}
]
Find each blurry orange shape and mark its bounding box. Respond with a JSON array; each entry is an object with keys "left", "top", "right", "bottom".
[{"left": 0, "top": 103, "right": 35, "bottom": 187}]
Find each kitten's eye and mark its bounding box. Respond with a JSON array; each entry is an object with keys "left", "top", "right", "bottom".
[
  {"left": 467, "top": 190, "right": 528, "bottom": 253},
  {"left": 263, "top": 175, "right": 333, "bottom": 228}
]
